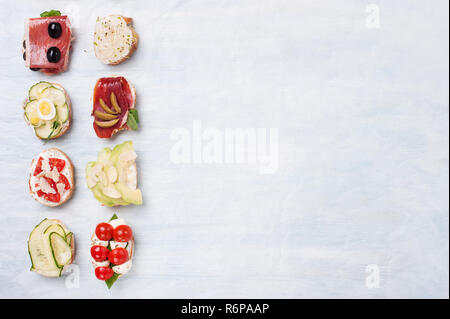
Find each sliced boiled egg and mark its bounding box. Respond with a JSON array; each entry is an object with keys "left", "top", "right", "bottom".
[{"left": 37, "top": 98, "right": 56, "bottom": 121}]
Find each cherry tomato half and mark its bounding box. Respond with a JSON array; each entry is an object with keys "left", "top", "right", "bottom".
[
  {"left": 95, "top": 223, "right": 113, "bottom": 241},
  {"left": 95, "top": 266, "right": 114, "bottom": 280},
  {"left": 113, "top": 225, "right": 133, "bottom": 242},
  {"left": 91, "top": 245, "right": 109, "bottom": 261},
  {"left": 108, "top": 248, "right": 129, "bottom": 265}
]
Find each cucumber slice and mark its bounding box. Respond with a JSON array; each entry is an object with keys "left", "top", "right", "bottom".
[
  {"left": 50, "top": 232, "right": 72, "bottom": 268},
  {"left": 28, "top": 219, "right": 60, "bottom": 275},
  {"left": 29, "top": 82, "right": 52, "bottom": 100},
  {"left": 65, "top": 232, "right": 73, "bottom": 246},
  {"left": 44, "top": 224, "right": 66, "bottom": 237},
  {"left": 56, "top": 103, "right": 69, "bottom": 123},
  {"left": 36, "top": 268, "right": 63, "bottom": 277},
  {"left": 41, "top": 86, "right": 66, "bottom": 107},
  {"left": 34, "top": 120, "right": 62, "bottom": 139},
  {"left": 24, "top": 100, "right": 43, "bottom": 127}
]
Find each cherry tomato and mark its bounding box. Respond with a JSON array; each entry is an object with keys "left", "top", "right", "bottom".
[
  {"left": 91, "top": 245, "right": 109, "bottom": 261},
  {"left": 113, "top": 225, "right": 133, "bottom": 242},
  {"left": 95, "top": 266, "right": 114, "bottom": 280},
  {"left": 108, "top": 248, "right": 128, "bottom": 265},
  {"left": 95, "top": 223, "right": 113, "bottom": 241}
]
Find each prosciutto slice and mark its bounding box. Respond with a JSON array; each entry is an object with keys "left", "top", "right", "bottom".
[
  {"left": 92, "top": 77, "right": 135, "bottom": 138},
  {"left": 24, "top": 16, "right": 72, "bottom": 74}
]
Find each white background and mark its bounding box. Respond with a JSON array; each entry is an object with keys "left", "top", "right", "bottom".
[{"left": 0, "top": 0, "right": 448, "bottom": 298}]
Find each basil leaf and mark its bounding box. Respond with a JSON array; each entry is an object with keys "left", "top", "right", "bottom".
[
  {"left": 40, "top": 10, "right": 61, "bottom": 17},
  {"left": 127, "top": 109, "right": 139, "bottom": 130},
  {"left": 105, "top": 272, "right": 119, "bottom": 289},
  {"left": 129, "top": 109, "right": 139, "bottom": 123},
  {"left": 109, "top": 214, "right": 119, "bottom": 222}
]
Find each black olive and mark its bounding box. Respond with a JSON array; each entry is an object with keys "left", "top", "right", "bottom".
[
  {"left": 23, "top": 51, "right": 26, "bottom": 60},
  {"left": 30, "top": 68, "right": 40, "bottom": 71},
  {"left": 48, "top": 22, "right": 62, "bottom": 39},
  {"left": 23, "top": 40, "right": 26, "bottom": 48},
  {"left": 47, "top": 47, "right": 61, "bottom": 63}
]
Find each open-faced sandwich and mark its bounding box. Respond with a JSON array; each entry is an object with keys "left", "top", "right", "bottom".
[
  {"left": 24, "top": 81, "right": 71, "bottom": 140},
  {"left": 91, "top": 214, "right": 134, "bottom": 288},
  {"left": 86, "top": 141, "right": 142, "bottom": 206},
  {"left": 94, "top": 15, "right": 138, "bottom": 65},
  {"left": 29, "top": 148, "right": 74, "bottom": 207},
  {"left": 92, "top": 76, "right": 138, "bottom": 138},
  {"left": 23, "top": 10, "right": 73, "bottom": 75},
  {"left": 28, "top": 218, "right": 75, "bottom": 277}
]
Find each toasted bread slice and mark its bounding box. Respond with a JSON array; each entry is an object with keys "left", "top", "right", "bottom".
[
  {"left": 94, "top": 15, "right": 139, "bottom": 65},
  {"left": 29, "top": 148, "right": 75, "bottom": 207},
  {"left": 92, "top": 76, "right": 136, "bottom": 138},
  {"left": 23, "top": 82, "right": 72, "bottom": 140},
  {"left": 23, "top": 16, "right": 73, "bottom": 75},
  {"left": 31, "top": 219, "right": 76, "bottom": 277}
]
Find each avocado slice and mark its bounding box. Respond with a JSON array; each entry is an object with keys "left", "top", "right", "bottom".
[
  {"left": 97, "top": 148, "right": 112, "bottom": 163},
  {"left": 109, "top": 141, "right": 134, "bottom": 165},
  {"left": 87, "top": 158, "right": 125, "bottom": 206},
  {"left": 115, "top": 182, "right": 142, "bottom": 205},
  {"left": 92, "top": 184, "right": 129, "bottom": 207},
  {"left": 87, "top": 141, "right": 142, "bottom": 206}
]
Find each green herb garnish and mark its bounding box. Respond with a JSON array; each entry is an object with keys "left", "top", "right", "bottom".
[
  {"left": 40, "top": 10, "right": 61, "bottom": 17},
  {"left": 109, "top": 214, "right": 119, "bottom": 222},
  {"left": 45, "top": 121, "right": 60, "bottom": 141},
  {"left": 127, "top": 109, "right": 139, "bottom": 130},
  {"left": 105, "top": 273, "right": 119, "bottom": 289}
]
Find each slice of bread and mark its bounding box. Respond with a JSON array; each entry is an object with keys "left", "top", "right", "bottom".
[
  {"left": 29, "top": 148, "right": 75, "bottom": 207},
  {"left": 23, "top": 82, "right": 72, "bottom": 140},
  {"left": 23, "top": 16, "right": 73, "bottom": 75},
  {"left": 34, "top": 219, "right": 76, "bottom": 277},
  {"left": 92, "top": 76, "right": 136, "bottom": 138},
  {"left": 94, "top": 15, "right": 139, "bottom": 65}
]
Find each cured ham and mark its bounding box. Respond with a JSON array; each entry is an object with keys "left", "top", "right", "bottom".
[
  {"left": 92, "top": 76, "right": 137, "bottom": 138},
  {"left": 23, "top": 15, "right": 73, "bottom": 75}
]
